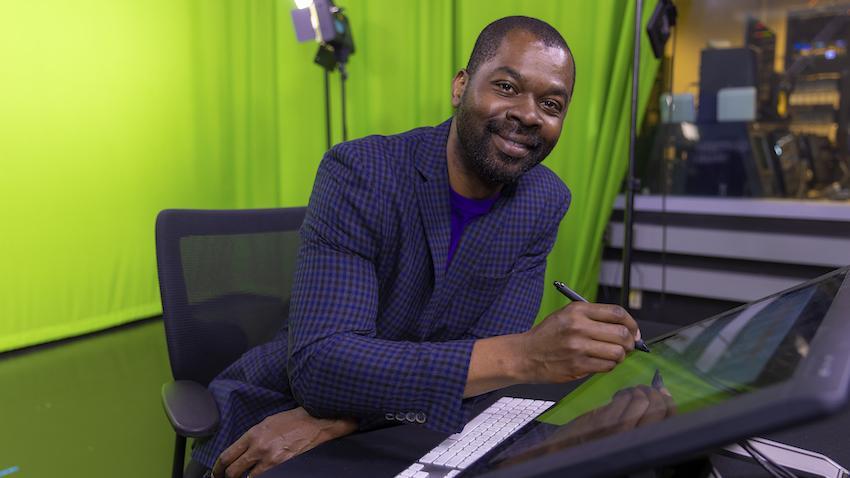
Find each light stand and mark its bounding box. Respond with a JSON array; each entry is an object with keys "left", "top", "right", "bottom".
[
  {"left": 324, "top": 69, "right": 332, "bottom": 150},
  {"left": 619, "top": 0, "right": 644, "bottom": 309},
  {"left": 620, "top": 0, "right": 677, "bottom": 308},
  {"left": 291, "top": 0, "right": 355, "bottom": 150}
]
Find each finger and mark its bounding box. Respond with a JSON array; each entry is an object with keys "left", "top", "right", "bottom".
[
  {"left": 584, "top": 340, "right": 629, "bottom": 363},
  {"left": 214, "top": 438, "right": 250, "bottom": 478},
  {"left": 578, "top": 303, "right": 639, "bottom": 337},
  {"left": 584, "top": 321, "right": 635, "bottom": 351},
  {"left": 573, "top": 356, "right": 619, "bottom": 376},
  {"left": 662, "top": 390, "right": 677, "bottom": 417},
  {"left": 617, "top": 385, "right": 651, "bottom": 431},
  {"left": 249, "top": 462, "right": 273, "bottom": 478},
  {"left": 250, "top": 449, "right": 295, "bottom": 477},
  {"left": 636, "top": 388, "right": 669, "bottom": 427},
  {"left": 607, "top": 387, "right": 639, "bottom": 416},
  {"left": 225, "top": 449, "right": 259, "bottom": 478},
  {"left": 596, "top": 388, "right": 642, "bottom": 434}
]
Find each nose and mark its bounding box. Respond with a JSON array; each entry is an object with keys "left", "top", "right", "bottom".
[{"left": 507, "top": 94, "right": 543, "bottom": 129}]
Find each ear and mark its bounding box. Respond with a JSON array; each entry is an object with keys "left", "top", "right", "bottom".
[{"left": 451, "top": 70, "right": 469, "bottom": 108}]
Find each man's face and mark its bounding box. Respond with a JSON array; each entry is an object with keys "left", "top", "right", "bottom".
[{"left": 453, "top": 30, "right": 574, "bottom": 186}]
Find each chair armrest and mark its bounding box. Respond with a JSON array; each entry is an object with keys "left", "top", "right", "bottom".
[{"left": 161, "top": 380, "right": 220, "bottom": 438}]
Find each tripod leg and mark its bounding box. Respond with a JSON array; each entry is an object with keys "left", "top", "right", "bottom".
[{"left": 324, "top": 69, "right": 332, "bottom": 150}]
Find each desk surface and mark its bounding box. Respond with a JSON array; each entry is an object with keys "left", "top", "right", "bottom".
[{"left": 264, "top": 321, "right": 850, "bottom": 478}]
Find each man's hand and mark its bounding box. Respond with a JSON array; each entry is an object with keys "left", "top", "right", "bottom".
[
  {"left": 212, "top": 407, "right": 357, "bottom": 478},
  {"left": 464, "top": 302, "right": 641, "bottom": 397},
  {"left": 518, "top": 302, "right": 641, "bottom": 383}
]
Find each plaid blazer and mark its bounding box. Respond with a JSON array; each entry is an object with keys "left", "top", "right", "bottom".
[{"left": 193, "top": 119, "right": 570, "bottom": 467}]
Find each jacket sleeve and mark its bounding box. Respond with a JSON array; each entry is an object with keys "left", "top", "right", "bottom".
[{"left": 287, "top": 144, "right": 477, "bottom": 433}]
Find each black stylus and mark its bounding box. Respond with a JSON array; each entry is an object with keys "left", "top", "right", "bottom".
[{"left": 553, "top": 280, "right": 651, "bottom": 353}]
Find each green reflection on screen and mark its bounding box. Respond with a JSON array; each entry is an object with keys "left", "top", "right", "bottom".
[
  {"left": 537, "top": 271, "right": 843, "bottom": 427},
  {"left": 538, "top": 350, "right": 732, "bottom": 426}
]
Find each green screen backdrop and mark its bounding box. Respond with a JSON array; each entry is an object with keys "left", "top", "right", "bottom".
[{"left": 0, "top": 0, "right": 658, "bottom": 352}]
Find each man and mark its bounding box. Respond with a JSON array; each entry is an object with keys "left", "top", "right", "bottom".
[{"left": 194, "top": 16, "right": 643, "bottom": 478}]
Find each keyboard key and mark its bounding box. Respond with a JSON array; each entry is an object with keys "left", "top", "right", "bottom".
[
  {"left": 435, "top": 450, "right": 458, "bottom": 466},
  {"left": 419, "top": 451, "right": 441, "bottom": 464},
  {"left": 446, "top": 454, "right": 466, "bottom": 468}
]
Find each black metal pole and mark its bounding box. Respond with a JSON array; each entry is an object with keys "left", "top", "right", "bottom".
[
  {"left": 620, "top": 0, "right": 642, "bottom": 308},
  {"left": 172, "top": 434, "right": 186, "bottom": 478},
  {"left": 324, "top": 69, "right": 332, "bottom": 150},
  {"left": 340, "top": 65, "right": 348, "bottom": 141}
]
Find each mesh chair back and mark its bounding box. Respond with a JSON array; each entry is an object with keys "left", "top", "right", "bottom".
[{"left": 155, "top": 208, "right": 306, "bottom": 385}]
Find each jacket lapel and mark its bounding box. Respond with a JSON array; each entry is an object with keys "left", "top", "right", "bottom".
[
  {"left": 413, "top": 120, "right": 453, "bottom": 289},
  {"left": 412, "top": 119, "right": 518, "bottom": 320}
]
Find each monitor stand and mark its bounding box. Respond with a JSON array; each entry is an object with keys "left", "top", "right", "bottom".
[{"left": 627, "top": 437, "right": 848, "bottom": 478}]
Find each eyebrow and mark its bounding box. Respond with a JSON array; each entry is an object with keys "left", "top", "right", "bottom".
[
  {"left": 493, "top": 65, "right": 570, "bottom": 102},
  {"left": 494, "top": 66, "right": 523, "bottom": 82},
  {"left": 545, "top": 85, "right": 570, "bottom": 103}
]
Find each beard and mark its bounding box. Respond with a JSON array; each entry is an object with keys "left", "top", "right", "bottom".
[{"left": 455, "top": 98, "right": 556, "bottom": 186}]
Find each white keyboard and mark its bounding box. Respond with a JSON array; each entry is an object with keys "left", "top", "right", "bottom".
[{"left": 395, "top": 397, "right": 554, "bottom": 478}]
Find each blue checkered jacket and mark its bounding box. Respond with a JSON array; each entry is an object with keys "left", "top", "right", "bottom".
[{"left": 193, "top": 119, "right": 570, "bottom": 467}]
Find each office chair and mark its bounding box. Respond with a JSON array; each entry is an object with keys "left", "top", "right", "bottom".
[{"left": 155, "top": 207, "right": 307, "bottom": 478}]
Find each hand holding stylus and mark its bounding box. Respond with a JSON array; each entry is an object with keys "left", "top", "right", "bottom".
[
  {"left": 554, "top": 281, "right": 651, "bottom": 353},
  {"left": 515, "top": 292, "right": 643, "bottom": 383}
]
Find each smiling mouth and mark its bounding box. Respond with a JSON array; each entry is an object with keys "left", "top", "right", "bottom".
[{"left": 491, "top": 132, "right": 535, "bottom": 158}]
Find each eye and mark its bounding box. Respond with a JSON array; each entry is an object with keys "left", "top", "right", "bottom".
[
  {"left": 541, "top": 99, "right": 563, "bottom": 113},
  {"left": 495, "top": 81, "right": 516, "bottom": 93}
]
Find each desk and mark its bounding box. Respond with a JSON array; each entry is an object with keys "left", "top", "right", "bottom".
[{"left": 264, "top": 321, "right": 850, "bottom": 478}]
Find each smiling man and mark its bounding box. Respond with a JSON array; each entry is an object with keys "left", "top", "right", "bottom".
[{"left": 191, "top": 16, "right": 643, "bottom": 478}]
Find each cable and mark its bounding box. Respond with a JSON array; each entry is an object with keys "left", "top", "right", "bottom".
[
  {"left": 738, "top": 441, "right": 786, "bottom": 477},
  {"left": 737, "top": 440, "right": 800, "bottom": 478},
  {"left": 749, "top": 440, "right": 800, "bottom": 478}
]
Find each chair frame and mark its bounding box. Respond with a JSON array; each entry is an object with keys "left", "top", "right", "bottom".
[{"left": 155, "top": 207, "right": 307, "bottom": 478}]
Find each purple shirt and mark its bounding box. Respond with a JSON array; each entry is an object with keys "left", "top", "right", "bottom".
[{"left": 447, "top": 187, "right": 499, "bottom": 268}]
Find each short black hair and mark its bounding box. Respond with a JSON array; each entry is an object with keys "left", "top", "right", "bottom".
[{"left": 466, "top": 16, "right": 575, "bottom": 93}]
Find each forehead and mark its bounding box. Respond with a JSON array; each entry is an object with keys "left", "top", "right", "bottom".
[{"left": 479, "top": 29, "right": 573, "bottom": 91}]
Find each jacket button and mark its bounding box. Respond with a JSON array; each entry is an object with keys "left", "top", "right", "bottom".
[
  {"left": 385, "top": 413, "right": 395, "bottom": 421},
  {"left": 395, "top": 412, "right": 406, "bottom": 421},
  {"left": 415, "top": 412, "right": 426, "bottom": 423},
  {"left": 405, "top": 412, "right": 417, "bottom": 422}
]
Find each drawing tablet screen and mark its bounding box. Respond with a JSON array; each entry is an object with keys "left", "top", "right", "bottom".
[{"left": 469, "top": 270, "right": 847, "bottom": 474}]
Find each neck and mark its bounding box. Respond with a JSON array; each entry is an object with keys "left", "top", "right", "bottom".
[{"left": 447, "top": 118, "right": 503, "bottom": 199}]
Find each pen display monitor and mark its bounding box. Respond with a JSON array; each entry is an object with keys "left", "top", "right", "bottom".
[{"left": 464, "top": 267, "right": 850, "bottom": 477}]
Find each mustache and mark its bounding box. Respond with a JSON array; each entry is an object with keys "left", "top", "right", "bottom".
[{"left": 485, "top": 119, "right": 542, "bottom": 149}]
